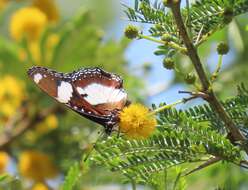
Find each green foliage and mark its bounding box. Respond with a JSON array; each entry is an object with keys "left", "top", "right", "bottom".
[
  {"left": 90, "top": 84, "right": 248, "bottom": 187},
  {"left": 154, "top": 84, "right": 248, "bottom": 136},
  {"left": 124, "top": 0, "right": 248, "bottom": 54},
  {"left": 0, "top": 174, "right": 22, "bottom": 190},
  {"left": 91, "top": 103, "right": 243, "bottom": 184},
  {"left": 62, "top": 163, "right": 81, "bottom": 190}
]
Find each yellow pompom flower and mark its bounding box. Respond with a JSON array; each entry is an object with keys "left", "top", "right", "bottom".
[
  {"left": 10, "top": 7, "right": 47, "bottom": 42},
  {"left": 32, "top": 183, "right": 49, "bottom": 190},
  {"left": 19, "top": 151, "right": 58, "bottom": 181},
  {"left": 119, "top": 103, "right": 157, "bottom": 139},
  {"left": 0, "top": 0, "right": 8, "bottom": 11},
  {"left": 0, "top": 75, "right": 26, "bottom": 118},
  {"left": 36, "top": 114, "right": 58, "bottom": 134},
  {"left": 32, "top": 0, "right": 59, "bottom": 23},
  {"left": 0, "top": 152, "right": 9, "bottom": 173},
  {"left": 25, "top": 114, "right": 58, "bottom": 142}
]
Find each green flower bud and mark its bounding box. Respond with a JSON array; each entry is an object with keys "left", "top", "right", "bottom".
[
  {"left": 163, "top": 58, "right": 174, "bottom": 70},
  {"left": 217, "top": 42, "right": 229, "bottom": 55},
  {"left": 222, "top": 7, "right": 234, "bottom": 24},
  {"left": 161, "top": 33, "right": 173, "bottom": 42},
  {"left": 124, "top": 25, "right": 139, "bottom": 39},
  {"left": 184, "top": 73, "right": 196, "bottom": 84},
  {"left": 155, "top": 24, "right": 163, "bottom": 31}
]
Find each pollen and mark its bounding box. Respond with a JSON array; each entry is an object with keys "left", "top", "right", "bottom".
[{"left": 119, "top": 103, "right": 157, "bottom": 139}]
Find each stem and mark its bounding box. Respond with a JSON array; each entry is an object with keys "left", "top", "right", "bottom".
[
  {"left": 150, "top": 96, "right": 198, "bottom": 116},
  {"left": 169, "top": 0, "right": 247, "bottom": 151},
  {"left": 139, "top": 34, "right": 187, "bottom": 54},
  {"left": 164, "top": 169, "right": 168, "bottom": 190},
  {"left": 150, "top": 100, "right": 184, "bottom": 115},
  {"left": 131, "top": 180, "right": 136, "bottom": 190},
  {"left": 211, "top": 55, "right": 223, "bottom": 81}
]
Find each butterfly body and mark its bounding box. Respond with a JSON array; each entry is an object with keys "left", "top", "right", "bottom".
[{"left": 28, "top": 66, "right": 128, "bottom": 134}]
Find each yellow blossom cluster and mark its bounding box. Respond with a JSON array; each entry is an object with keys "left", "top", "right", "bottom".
[
  {"left": 32, "top": 0, "right": 59, "bottom": 23},
  {"left": 19, "top": 150, "right": 58, "bottom": 181},
  {"left": 10, "top": 7, "right": 47, "bottom": 42},
  {"left": 119, "top": 103, "right": 157, "bottom": 139},
  {"left": 0, "top": 151, "right": 9, "bottom": 173},
  {"left": 9, "top": 0, "right": 60, "bottom": 64},
  {"left": 25, "top": 114, "right": 58, "bottom": 142},
  {"left": 0, "top": 0, "right": 8, "bottom": 11},
  {"left": 0, "top": 75, "right": 26, "bottom": 118},
  {"left": 32, "top": 183, "right": 49, "bottom": 190}
]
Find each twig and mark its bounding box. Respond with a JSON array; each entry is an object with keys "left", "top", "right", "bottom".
[
  {"left": 139, "top": 34, "right": 187, "bottom": 54},
  {"left": 211, "top": 55, "right": 223, "bottom": 81},
  {"left": 150, "top": 95, "right": 198, "bottom": 115},
  {"left": 183, "top": 156, "right": 221, "bottom": 176},
  {"left": 169, "top": 0, "right": 247, "bottom": 152},
  {"left": 0, "top": 106, "right": 64, "bottom": 150}
]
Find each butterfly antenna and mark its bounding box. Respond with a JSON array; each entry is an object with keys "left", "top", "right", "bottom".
[{"left": 84, "top": 130, "right": 106, "bottom": 162}]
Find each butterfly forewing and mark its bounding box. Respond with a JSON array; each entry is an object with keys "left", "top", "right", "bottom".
[{"left": 27, "top": 66, "right": 128, "bottom": 128}]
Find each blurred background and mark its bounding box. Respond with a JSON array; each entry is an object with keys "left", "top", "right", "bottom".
[{"left": 0, "top": 0, "right": 248, "bottom": 189}]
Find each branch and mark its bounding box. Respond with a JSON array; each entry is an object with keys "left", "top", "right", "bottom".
[
  {"left": 168, "top": 0, "right": 247, "bottom": 152},
  {"left": 0, "top": 105, "right": 64, "bottom": 150},
  {"left": 183, "top": 156, "right": 221, "bottom": 176}
]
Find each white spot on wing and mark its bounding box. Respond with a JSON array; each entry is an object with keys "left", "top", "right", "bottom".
[
  {"left": 57, "top": 81, "right": 73, "bottom": 103},
  {"left": 76, "top": 83, "right": 127, "bottom": 105},
  {"left": 34, "top": 73, "right": 42, "bottom": 84}
]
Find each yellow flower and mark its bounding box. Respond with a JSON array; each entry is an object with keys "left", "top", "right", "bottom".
[
  {"left": 29, "top": 41, "right": 41, "bottom": 64},
  {"left": 0, "top": 152, "right": 9, "bottom": 173},
  {"left": 32, "top": 183, "right": 49, "bottom": 190},
  {"left": 10, "top": 7, "right": 47, "bottom": 42},
  {"left": 46, "top": 34, "right": 59, "bottom": 49},
  {"left": 0, "top": 0, "right": 8, "bottom": 11},
  {"left": 36, "top": 114, "right": 58, "bottom": 134},
  {"left": 19, "top": 151, "right": 58, "bottom": 181},
  {"left": 0, "top": 75, "right": 25, "bottom": 117},
  {"left": 25, "top": 114, "right": 58, "bottom": 142},
  {"left": 32, "top": 0, "right": 59, "bottom": 23},
  {"left": 45, "top": 33, "right": 59, "bottom": 63},
  {"left": 119, "top": 103, "right": 157, "bottom": 139}
]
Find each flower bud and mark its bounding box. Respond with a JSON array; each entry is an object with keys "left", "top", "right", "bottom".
[
  {"left": 124, "top": 25, "right": 139, "bottom": 39},
  {"left": 161, "top": 33, "right": 173, "bottom": 42},
  {"left": 184, "top": 73, "right": 196, "bottom": 84},
  {"left": 222, "top": 7, "right": 234, "bottom": 24},
  {"left": 163, "top": 57, "right": 174, "bottom": 70},
  {"left": 217, "top": 42, "right": 229, "bottom": 55}
]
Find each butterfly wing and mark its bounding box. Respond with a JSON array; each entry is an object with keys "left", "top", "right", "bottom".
[
  {"left": 27, "top": 66, "right": 128, "bottom": 128},
  {"left": 70, "top": 67, "right": 127, "bottom": 115}
]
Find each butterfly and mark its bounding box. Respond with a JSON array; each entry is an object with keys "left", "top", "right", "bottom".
[{"left": 27, "top": 66, "right": 129, "bottom": 134}]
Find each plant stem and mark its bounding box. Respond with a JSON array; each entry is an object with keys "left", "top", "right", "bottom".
[
  {"left": 169, "top": 0, "right": 247, "bottom": 152},
  {"left": 131, "top": 180, "right": 137, "bottom": 190},
  {"left": 150, "top": 96, "right": 198, "bottom": 116},
  {"left": 211, "top": 55, "right": 223, "bottom": 81},
  {"left": 139, "top": 34, "right": 187, "bottom": 54},
  {"left": 150, "top": 100, "right": 184, "bottom": 115}
]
